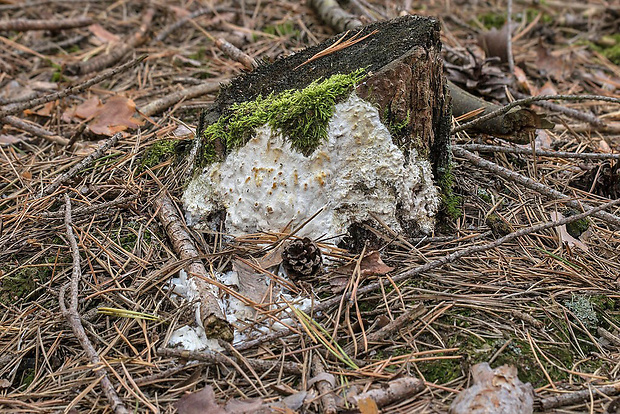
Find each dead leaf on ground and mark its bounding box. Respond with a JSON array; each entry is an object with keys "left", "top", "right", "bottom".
[
  {"left": 550, "top": 212, "right": 588, "bottom": 251},
  {"left": 232, "top": 258, "right": 270, "bottom": 304},
  {"left": 176, "top": 385, "right": 303, "bottom": 414},
  {"left": 63, "top": 95, "right": 144, "bottom": 136},
  {"left": 0, "top": 134, "right": 24, "bottom": 146},
  {"left": 328, "top": 251, "right": 394, "bottom": 293},
  {"left": 535, "top": 42, "right": 572, "bottom": 80}
]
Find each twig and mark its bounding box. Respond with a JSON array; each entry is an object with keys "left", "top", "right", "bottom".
[
  {"left": 506, "top": 0, "right": 514, "bottom": 73},
  {"left": 154, "top": 194, "right": 233, "bottom": 341},
  {"left": 1, "top": 115, "right": 70, "bottom": 145},
  {"left": 513, "top": 91, "right": 605, "bottom": 127},
  {"left": 237, "top": 197, "right": 620, "bottom": 351},
  {"left": 308, "top": 0, "right": 363, "bottom": 33},
  {"left": 538, "top": 382, "right": 620, "bottom": 410},
  {"left": 457, "top": 144, "right": 620, "bottom": 160},
  {"left": 157, "top": 347, "right": 303, "bottom": 375},
  {"left": 0, "top": 55, "right": 147, "bottom": 118},
  {"left": 59, "top": 194, "right": 129, "bottom": 414},
  {"left": 347, "top": 376, "right": 424, "bottom": 407},
  {"left": 311, "top": 355, "right": 338, "bottom": 414},
  {"left": 43, "top": 133, "right": 121, "bottom": 196},
  {"left": 0, "top": 17, "right": 93, "bottom": 31},
  {"left": 40, "top": 194, "right": 139, "bottom": 218},
  {"left": 139, "top": 81, "right": 223, "bottom": 117},
  {"left": 343, "top": 303, "right": 426, "bottom": 355},
  {"left": 186, "top": 19, "right": 256, "bottom": 70},
  {"left": 451, "top": 94, "right": 620, "bottom": 135},
  {"left": 64, "top": 8, "right": 154, "bottom": 76},
  {"left": 452, "top": 146, "right": 620, "bottom": 228}
]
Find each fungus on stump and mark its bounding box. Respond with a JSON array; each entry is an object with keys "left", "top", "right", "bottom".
[{"left": 183, "top": 15, "right": 452, "bottom": 240}]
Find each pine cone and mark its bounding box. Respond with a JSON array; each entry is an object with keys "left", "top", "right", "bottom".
[{"left": 281, "top": 237, "right": 322, "bottom": 280}]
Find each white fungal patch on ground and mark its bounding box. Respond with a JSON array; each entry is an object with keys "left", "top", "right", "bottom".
[{"left": 183, "top": 93, "right": 440, "bottom": 239}]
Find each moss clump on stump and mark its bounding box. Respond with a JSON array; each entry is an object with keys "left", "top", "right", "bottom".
[{"left": 200, "top": 69, "right": 366, "bottom": 164}]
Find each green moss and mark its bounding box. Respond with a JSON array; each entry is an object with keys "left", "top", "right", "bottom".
[
  {"left": 141, "top": 139, "right": 182, "bottom": 169},
  {"left": 563, "top": 209, "right": 590, "bottom": 238},
  {"left": 200, "top": 69, "right": 367, "bottom": 164},
  {"left": 0, "top": 264, "right": 51, "bottom": 304},
  {"left": 477, "top": 13, "right": 506, "bottom": 29},
  {"left": 592, "top": 34, "right": 620, "bottom": 65},
  {"left": 418, "top": 359, "right": 462, "bottom": 383},
  {"left": 263, "top": 22, "right": 299, "bottom": 38},
  {"left": 437, "top": 165, "right": 462, "bottom": 220}
]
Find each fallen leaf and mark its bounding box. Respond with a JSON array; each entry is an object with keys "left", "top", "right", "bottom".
[
  {"left": 63, "top": 95, "right": 144, "bottom": 136},
  {"left": 358, "top": 397, "right": 379, "bottom": 414},
  {"left": 176, "top": 386, "right": 227, "bottom": 414},
  {"left": 0, "top": 378, "right": 11, "bottom": 388},
  {"left": 535, "top": 42, "right": 572, "bottom": 80},
  {"left": 232, "top": 259, "right": 270, "bottom": 304},
  {"left": 550, "top": 212, "right": 588, "bottom": 251},
  {"left": 0, "top": 134, "right": 24, "bottom": 146},
  {"left": 255, "top": 242, "right": 286, "bottom": 269},
  {"left": 329, "top": 251, "right": 394, "bottom": 293},
  {"left": 514, "top": 66, "right": 534, "bottom": 95}
]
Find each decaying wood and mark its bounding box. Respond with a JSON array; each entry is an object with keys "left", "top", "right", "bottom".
[
  {"left": 348, "top": 376, "right": 424, "bottom": 408},
  {"left": 205, "top": 14, "right": 452, "bottom": 183},
  {"left": 154, "top": 194, "right": 233, "bottom": 342},
  {"left": 311, "top": 355, "right": 338, "bottom": 414}
]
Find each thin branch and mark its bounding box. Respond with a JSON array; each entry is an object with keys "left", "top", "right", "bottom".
[
  {"left": 0, "top": 55, "right": 147, "bottom": 118},
  {"left": 43, "top": 133, "right": 121, "bottom": 196},
  {"left": 1, "top": 115, "right": 70, "bottom": 145},
  {"left": 456, "top": 144, "right": 620, "bottom": 160},
  {"left": 452, "top": 94, "right": 620, "bottom": 135},
  {"left": 157, "top": 347, "right": 303, "bottom": 375},
  {"left": 452, "top": 146, "right": 620, "bottom": 228},
  {"left": 0, "top": 17, "right": 93, "bottom": 31},
  {"left": 538, "top": 382, "right": 620, "bottom": 410},
  {"left": 60, "top": 194, "right": 128, "bottom": 414},
  {"left": 139, "top": 81, "right": 223, "bottom": 117}
]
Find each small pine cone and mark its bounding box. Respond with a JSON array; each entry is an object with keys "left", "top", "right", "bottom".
[{"left": 281, "top": 237, "right": 322, "bottom": 280}]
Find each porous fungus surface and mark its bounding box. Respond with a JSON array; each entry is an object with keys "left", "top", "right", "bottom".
[{"left": 183, "top": 93, "right": 440, "bottom": 239}]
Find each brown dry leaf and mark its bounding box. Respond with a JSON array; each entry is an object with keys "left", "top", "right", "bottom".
[
  {"left": 0, "top": 379, "right": 11, "bottom": 388},
  {"left": 176, "top": 386, "right": 227, "bottom": 414},
  {"left": 232, "top": 258, "right": 270, "bottom": 304},
  {"left": 89, "top": 96, "right": 143, "bottom": 135},
  {"left": 88, "top": 23, "right": 120, "bottom": 43},
  {"left": 549, "top": 212, "right": 588, "bottom": 251},
  {"left": 538, "top": 80, "right": 557, "bottom": 96},
  {"left": 514, "top": 66, "right": 534, "bottom": 95},
  {"left": 535, "top": 43, "right": 572, "bottom": 80},
  {"left": 0, "top": 134, "right": 23, "bottom": 146},
  {"left": 255, "top": 242, "right": 286, "bottom": 269},
  {"left": 329, "top": 251, "right": 394, "bottom": 293},
  {"left": 358, "top": 397, "right": 379, "bottom": 414},
  {"left": 64, "top": 96, "right": 143, "bottom": 136}
]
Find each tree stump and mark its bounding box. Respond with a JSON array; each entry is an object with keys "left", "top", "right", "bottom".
[{"left": 183, "top": 15, "right": 452, "bottom": 240}]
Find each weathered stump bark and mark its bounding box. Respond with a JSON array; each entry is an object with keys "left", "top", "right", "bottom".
[{"left": 185, "top": 15, "right": 452, "bottom": 239}]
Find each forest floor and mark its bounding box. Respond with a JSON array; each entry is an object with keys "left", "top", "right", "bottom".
[{"left": 0, "top": 0, "right": 619, "bottom": 413}]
